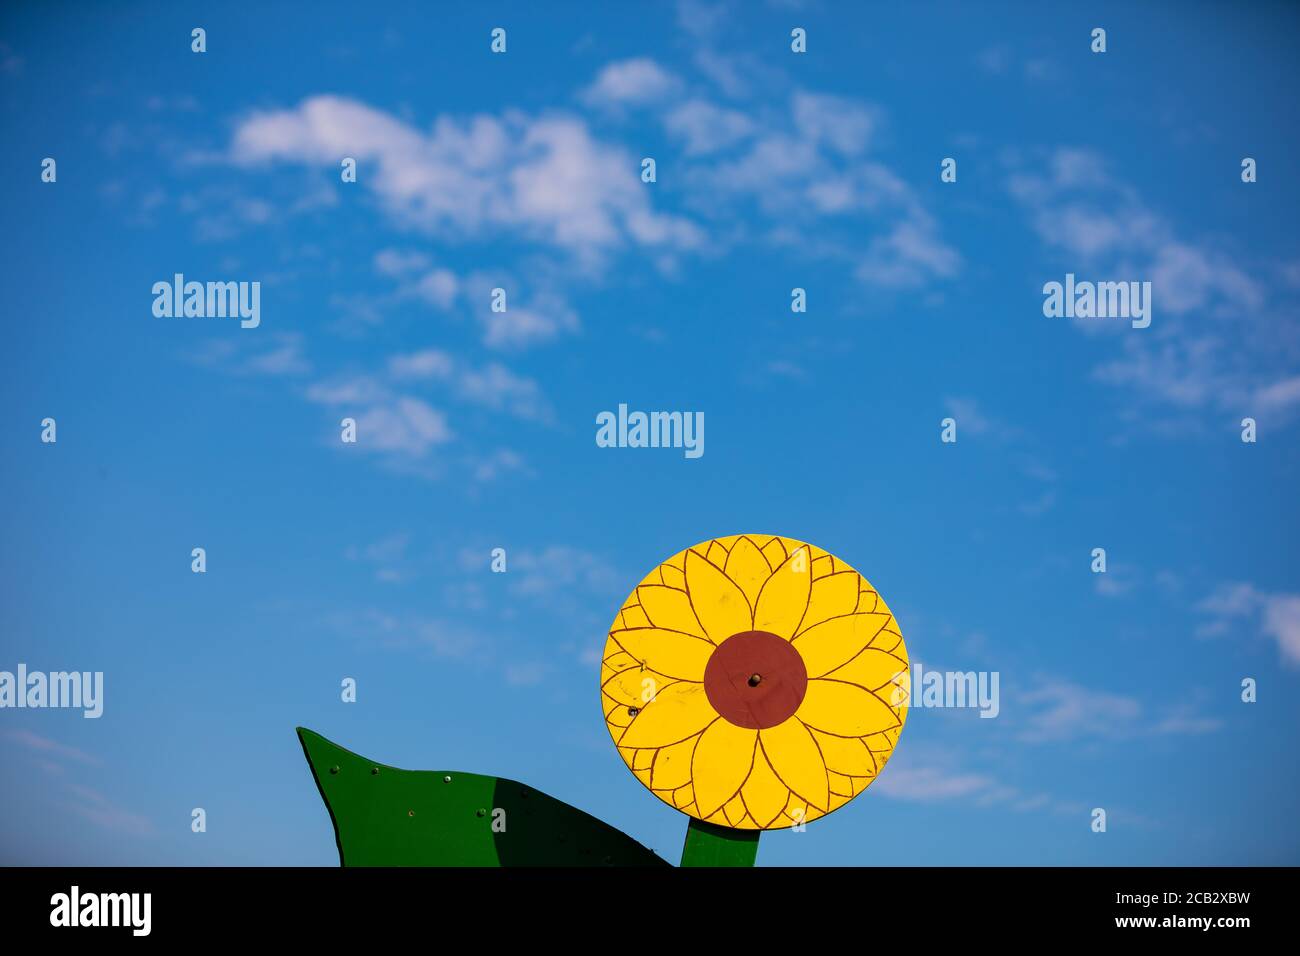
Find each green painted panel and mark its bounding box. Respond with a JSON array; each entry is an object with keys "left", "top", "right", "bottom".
[
  {"left": 297, "top": 727, "right": 668, "bottom": 867},
  {"left": 679, "top": 817, "right": 760, "bottom": 867}
]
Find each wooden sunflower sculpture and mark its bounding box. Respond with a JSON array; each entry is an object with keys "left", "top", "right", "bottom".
[{"left": 298, "top": 534, "right": 909, "bottom": 867}]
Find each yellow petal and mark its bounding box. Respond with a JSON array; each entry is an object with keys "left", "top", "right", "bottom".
[
  {"left": 792, "top": 612, "right": 890, "bottom": 677},
  {"left": 797, "top": 679, "right": 901, "bottom": 737},
  {"left": 685, "top": 549, "right": 751, "bottom": 643},
  {"left": 754, "top": 549, "right": 812, "bottom": 639},
  {"left": 811, "top": 554, "right": 834, "bottom": 579},
  {"left": 723, "top": 536, "right": 772, "bottom": 610},
  {"left": 809, "top": 727, "right": 877, "bottom": 776},
  {"left": 723, "top": 793, "right": 749, "bottom": 828},
  {"left": 690, "top": 719, "right": 757, "bottom": 817},
  {"left": 782, "top": 793, "right": 823, "bottom": 828},
  {"left": 651, "top": 733, "right": 699, "bottom": 791},
  {"left": 871, "top": 628, "right": 905, "bottom": 655},
  {"left": 760, "top": 536, "right": 787, "bottom": 569},
  {"left": 824, "top": 649, "right": 907, "bottom": 692},
  {"left": 601, "top": 666, "right": 674, "bottom": 708},
  {"left": 605, "top": 698, "right": 635, "bottom": 728},
  {"left": 661, "top": 562, "right": 686, "bottom": 590},
  {"left": 740, "top": 748, "right": 790, "bottom": 829},
  {"left": 619, "top": 604, "right": 652, "bottom": 629},
  {"left": 602, "top": 650, "right": 637, "bottom": 672},
  {"left": 797, "top": 571, "right": 861, "bottom": 635},
  {"left": 608, "top": 627, "right": 714, "bottom": 681},
  {"left": 618, "top": 681, "right": 716, "bottom": 749},
  {"left": 760, "top": 717, "right": 829, "bottom": 811},
  {"left": 636, "top": 585, "right": 706, "bottom": 637}
]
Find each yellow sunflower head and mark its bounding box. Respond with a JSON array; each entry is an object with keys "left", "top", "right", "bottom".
[{"left": 599, "top": 534, "right": 909, "bottom": 831}]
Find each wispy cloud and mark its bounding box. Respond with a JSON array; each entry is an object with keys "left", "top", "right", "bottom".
[
  {"left": 66, "top": 784, "right": 155, "bottom": 838},
  {"left": 1197, "top": 583, "right": 1300, "bottom": 666},
  {"left": 229, "top": 96, "right": 705, "bottom": 265},
  {"left": 3, "top": 729, "right": 103, "bottom": 767},
  {"left": 345, "top": 532, "right": 413, "bottom": 583},
  {"left": 663, "top": 99, "right": 756, "bottom": 156},
  {"left": 5, "top": 732, "right": 154, "bottom": 836},
  {"left": 184, "top": 332, "right": 311, "bottom": 378},
  {"left": 1016, "top": 677, "right": 1222, "bottom": 743},
  {"left": 352, "top": 397, "right": 453, "bottom": 458},
  {"left": 873, "top": 749, "right": 1083, "bottom": 817},
  {"left": 312, "top": 349, "right": 552, "bottom": 428},
  {"left": 1007, "top": 146, "right": 1300, "bottom": 425}
]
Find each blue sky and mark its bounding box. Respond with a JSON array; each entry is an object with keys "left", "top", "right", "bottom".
[{"left": 1, "top": 0, "right": 1298, "bottom": 866}]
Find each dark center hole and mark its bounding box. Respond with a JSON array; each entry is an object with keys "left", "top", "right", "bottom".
[{"left": 747, "top": 673, "right": 763, "bottom": 687}]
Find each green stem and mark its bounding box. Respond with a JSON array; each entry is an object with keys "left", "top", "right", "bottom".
[{"left": 679, "top": 817, "right": 760, "bottom": 867}]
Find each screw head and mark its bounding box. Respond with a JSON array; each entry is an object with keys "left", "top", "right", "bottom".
[
  {"left": 371, "top": 767, "right": 380, "bottom": 775},
  {"left": 443, "top": 775, "right": 452, "bottom": 783},
  {"left": 329, "top": 765, "right": 340, "bottom": 774},
  {"left": 476, "top": 808, "right": 486, "bottom": 817},
  {"left": 408, "top": 809, "right": 415, "bottom": 817}
]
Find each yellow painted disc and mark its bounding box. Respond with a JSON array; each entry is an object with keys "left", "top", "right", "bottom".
[{"left": 599, "top": 534, "right": 909, "bottom": 831}]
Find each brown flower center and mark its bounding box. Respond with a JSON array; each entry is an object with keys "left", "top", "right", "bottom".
[{"left": 703, "top": 630, "right": 808, "bottom": 729}]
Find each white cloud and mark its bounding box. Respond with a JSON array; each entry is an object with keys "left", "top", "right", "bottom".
[
  {"left": 857, "top": 216, "right": 961, "bottom": 288},
  {"left": 1018, "top": 679, "right": 1143, "bottom": 743},
  {"left": 509, "top": 546, "right": 621, "bottom": 600},
  {"left": 413, "top": 268, "right": 459, "bottom": 309},
  {"left": 388, "top": 349, "right": 455, "bottom": 381},
  {"left": 664, "top": 99, "right": 755, "bottom": 155},
  {"left": 243, "top": 334, "right": 311, "bottom": 376},
  {"left": 471, "top": 448, "right": 528, "bottom": 483},
  {"left": 674, "top": 92, "right": 959, "bottom": 290},
  {"left": 230, "top": 96, "right": 704, "bottom": 262},
  {"left": 185, "top": 333, "right": 310, "bottom": 378},
  {"left": 481, "top": 293, "right": 579, "bottom": 350},
  {"left": 581, "top": 58, "right": 682, "bottom": 107},
  {"left": 305, "top": 375, "right": 389, "bottom": 406},
  {"left": 354, "top": 398, "right": 453, "bottom": 457},
  {"left": 455, "top": 362, "right": 551, "bottom": 422},
  {"left": 373, "top": 248, "right": 431, "bottom": 277},
  {"left": 319, "top": 350, "right": 553, "bottom": 425},
  {"left": 1253, "top": 375, "right": 1300, "bottom": 414},
  {"left": 942, "top": 396, "right": 1021, "bottom": 442},
  {"left": 374, "top": 261, "right": 578, "bottom": 350},
  {"left": 873, "top": 765, "right": 996, "bottom": 801},
  {"left": 1263, "top": 597, "right": 1300, "bottom": 664},
  {"left": 791, "top": 91, "right": 877, "bottom": 156},
  {"left": 1198, "top": 583, "right": 1300, "bottom": 665},
  {"left": 1017, "top": 677, "right": 1221, "bottom": 742},
  {"left": 1006, "top": 146, "right": 1296, "bottom": 423}
]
